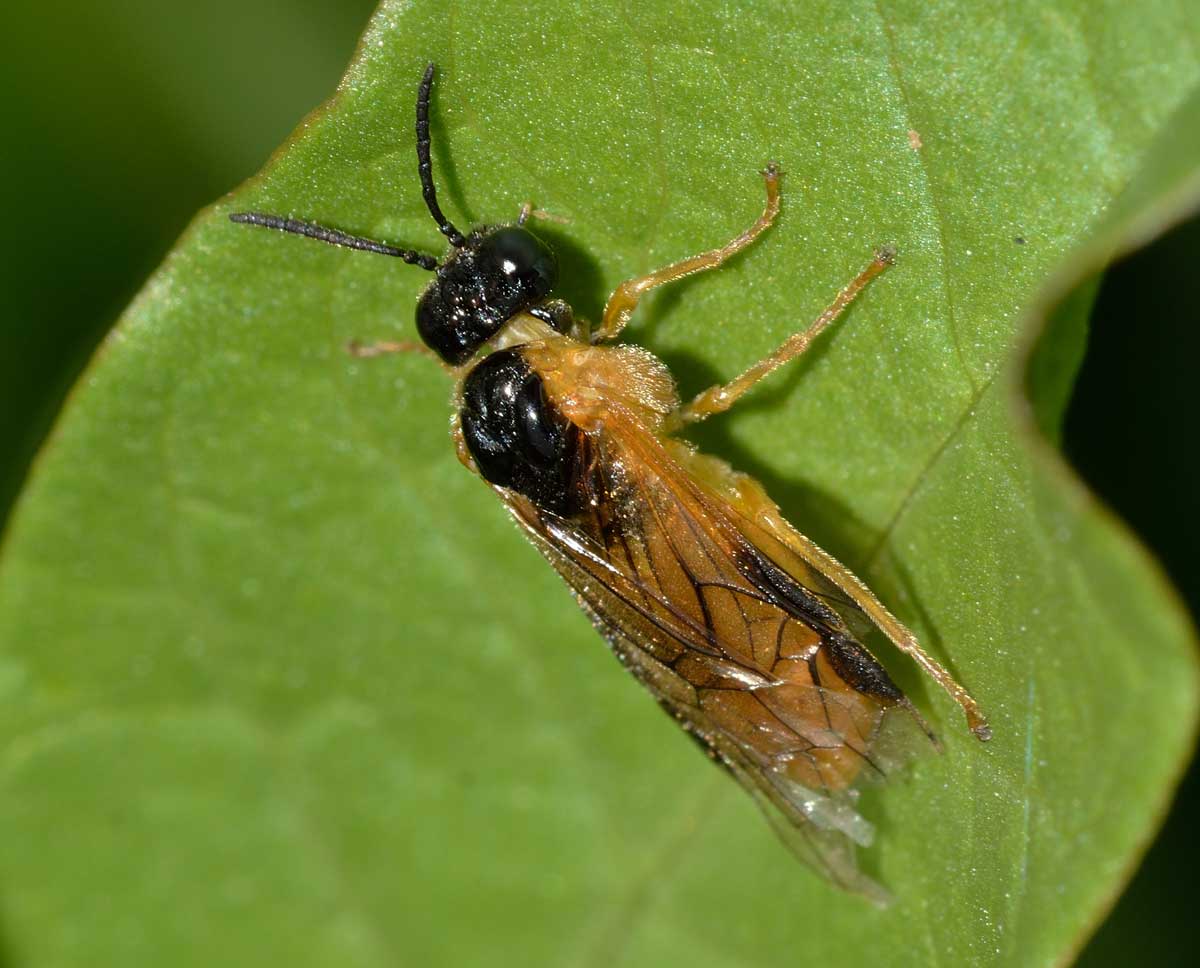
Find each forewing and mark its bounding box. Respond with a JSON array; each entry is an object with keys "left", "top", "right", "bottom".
[{"left": 493, "top": 414, "right": 925, "bottom": 898}]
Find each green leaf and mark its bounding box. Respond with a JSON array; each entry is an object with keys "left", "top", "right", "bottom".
[{"left": 1, "top": 2, "right": 1197, "bottom": 965}]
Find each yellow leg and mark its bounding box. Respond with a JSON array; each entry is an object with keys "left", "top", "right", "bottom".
[
  {"left": 668, "top": 247, "right": 895, "bottom": 430},
  {"left": 346, "top": 339, "right": 433, "bottom": 359},
  {"left": 760, "top": 511, "right": 991, "bottom": 741},
  {"left": 516, "top": 202, "right": 569, "bottom": 227},
  {"left": 451, "top": 420, "right": 477, "bottom": 472},
  {"left": 673, "top": 441, "right": 991, "bottom": 741},
  {"left": 345, "top": 339, "right": 451, "bottom": 372},
  {"left": 594, "top": 163, "right": 782, "bottom": 343}
]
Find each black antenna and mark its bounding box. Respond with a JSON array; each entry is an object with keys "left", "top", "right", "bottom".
[
  {"left": 416, "top": 62, "right": 466, "bottom": 247},
  {"left": 227, "top": 212, "right": 439, "bottom": 270}
]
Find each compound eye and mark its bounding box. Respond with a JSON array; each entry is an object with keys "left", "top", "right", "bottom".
[{"left": 480, "top": 226, "right": 557, "bottom": 299}]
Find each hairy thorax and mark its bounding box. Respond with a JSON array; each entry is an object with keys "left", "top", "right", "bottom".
[{"left": 497, "top": 314, "right": 680, "bottom": 432}]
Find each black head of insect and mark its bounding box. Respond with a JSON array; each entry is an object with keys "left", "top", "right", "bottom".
[{"left": 229, "top": 62, "right": 559, "bottom": 366}]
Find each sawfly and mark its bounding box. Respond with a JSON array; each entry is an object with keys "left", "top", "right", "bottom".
[{"left": 231, "top": 63, "right": 990, "bottom": 903}]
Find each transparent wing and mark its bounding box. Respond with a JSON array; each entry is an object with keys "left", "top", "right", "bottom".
[{"left": 497, "top": 415, "right": 926, "bottom": 900}]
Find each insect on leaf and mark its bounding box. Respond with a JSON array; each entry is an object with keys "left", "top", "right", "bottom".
[{"left": 0, "top": 2, "right": 1197, "bottom": 967}]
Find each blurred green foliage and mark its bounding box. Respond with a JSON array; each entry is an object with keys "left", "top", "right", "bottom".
[
  {"left": 0, "top": 2, "right": 1196, "bottom": 966},
  {"left": 0, "top": 0, "right": 378, "bottom": 527}
]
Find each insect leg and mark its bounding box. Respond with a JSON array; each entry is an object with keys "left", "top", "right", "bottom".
[
  {"left": 450, "top": 419, "right": 477, "bottom": 472},
  {"left": 345, "top": 339, "right": 450, "bottom": 371},
  {"left": 516, "top": 202, "right": 570, "bottom": 227},
  {"left": 671, "top": 441, "right": 990, "bottom": 741},
  {"left": 667, "top": 247, "right": 895, "bottom": 429},
  {"left": 593, "top": 164, "right": 782, "bottom": 343},
  {"left": 771, "top": 518, "right": 991, "bottom": 741},
  {"left": 796, "top": 537, "right": 993, "bottom": 743},
  {"left": 737, "top": 478, "right": 989, "bottom": 740}
]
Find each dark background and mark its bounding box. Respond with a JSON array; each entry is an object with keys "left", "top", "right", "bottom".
[
  {"left": 0, "top": 2, "right": 1194, "bottom": 964},
  {"left": 1064, "top": 216, "right": 1199, "bottom": 966}
]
